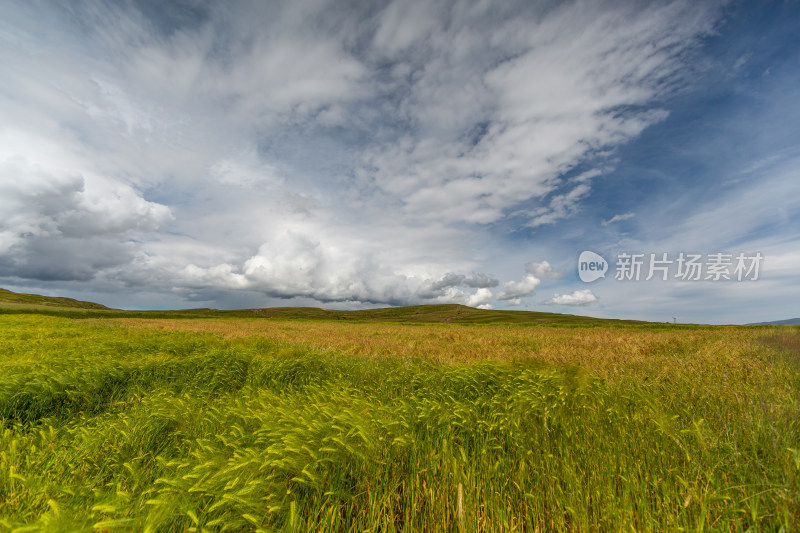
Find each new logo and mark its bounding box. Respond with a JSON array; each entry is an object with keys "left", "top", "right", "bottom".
[{"left": 578, "top": 251, "right": 608, "bottom": 282}]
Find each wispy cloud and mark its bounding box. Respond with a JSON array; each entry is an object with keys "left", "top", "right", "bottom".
[{"left": 602, "top": 212, "right": 636, "bottom": 226}]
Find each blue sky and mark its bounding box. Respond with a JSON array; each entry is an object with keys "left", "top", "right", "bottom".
[{"left": 1, "top": 0, "right": 798, "bottom": 324}]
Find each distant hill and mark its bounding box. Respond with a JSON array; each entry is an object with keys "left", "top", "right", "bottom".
[
  {"left": 0, "top": 288, "right": 112, "bottom": 310},
  {"left": 0, "top": 287, "right": 649, "bottom": 326},
  {"left": 231, "top": 304, "right": 646, "bottom": 325},
  {"left": 748, "top": 318, "right": 800, "bottom": 326}
]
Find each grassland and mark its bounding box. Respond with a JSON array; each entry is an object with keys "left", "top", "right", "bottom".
[{"left": 0, "top": 295, "right": 798, "bottom": 531}]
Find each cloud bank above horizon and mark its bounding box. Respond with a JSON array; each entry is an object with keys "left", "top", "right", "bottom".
[{"left": 1, "top": 0, "right": 799, "bottom": 323}]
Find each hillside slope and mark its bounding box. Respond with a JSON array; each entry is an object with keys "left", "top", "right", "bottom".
[
  {"left": 0, "top": 288, "right": 112, "bottom": 310},
  {"left": 749, "top": 318, "right": 800, "bottom": 326},
  {"left": 239, "top": 304, "right": 645, "bottom": 325},
  {"left": 0, "top": 287, "right": 644, "bottom": 325}
]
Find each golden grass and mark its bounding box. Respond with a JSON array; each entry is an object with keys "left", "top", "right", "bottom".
[{"left": 102, "top": 318, "right": 787, "bottom": 386}]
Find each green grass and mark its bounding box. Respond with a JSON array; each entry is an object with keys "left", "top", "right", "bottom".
[{"left": 0, "top": 313, "right": 798, "bottom": 531}]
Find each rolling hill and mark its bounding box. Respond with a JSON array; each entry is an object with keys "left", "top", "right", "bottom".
[
  {"left": 238, "top": 304, "right": 647, "bottom": 325},
  {"left": 0, "top": 287, "right": 646, "bottom": 325},
  {"left": 748, "top": 318, "right": 800, "bottom": 326},
  {"left": 0, "top": 288, "right": 112, "bottom": 310}
]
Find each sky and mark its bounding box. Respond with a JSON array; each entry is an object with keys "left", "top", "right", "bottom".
[{"left": 1, "top": 0, "right": 798, "bottom": 324}]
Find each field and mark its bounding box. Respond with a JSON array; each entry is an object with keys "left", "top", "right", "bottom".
[{"left": 0, "top": 293, "right": 798, "bottom": 531}]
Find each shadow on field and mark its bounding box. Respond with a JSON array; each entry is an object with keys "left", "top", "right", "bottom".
[{"left": 759, "top": 328, "right": 800, "bottom": 364}]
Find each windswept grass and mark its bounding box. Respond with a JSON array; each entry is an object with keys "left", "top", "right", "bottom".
[{"left": 0, "top": 314, "right": 798, "bottom": 531}]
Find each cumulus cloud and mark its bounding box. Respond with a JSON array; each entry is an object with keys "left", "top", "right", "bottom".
[
  {"left": 0, "top": 132, "right": 172, "bottom": 281},
  {"left": 544, "top": 289, "right": 598, "bottom": 306},
  {"left": 173, "top": 257, "right": 497, "bottom": 308},
  {"left": 441, "top": 288, "right": 492, "bottom": 309},
  {"left": 240, "top": 229, "right": 404, "bottom": 303},
  {"left": 497, "top": 274, "right": 541, "bottom": 303},
  {"left": 155, "top": 215, "right": 498, "bottom": 307},
  {"left": 525, "top": 261, "right": 564, "bottom": 279}
]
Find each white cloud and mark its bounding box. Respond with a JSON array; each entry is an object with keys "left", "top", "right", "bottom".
[
  {"left": 602, "top": 212, "right": 636, "bottom": 226},
  {"left": 0, "top": 130, "right": 172, "bottom": 281},
  {"left": 525, "top": 261, "right": 564, "bottom": 279},
  {"left": 363, "top": 0, "right": 717, "bottom": 226},
  {"left": 526, "top": 183, "right": 594, "bottom": 228},
  {"left": 372, "top": 0, "right": 441, "bottom": 55},
  {"left": 210, "top": 150, "right": 283, "bottom": 189},
  {"left": 497, "top": 274, "right": 541, "bottom": 302},
  {"left": 154, "top": 213, "right": 498, "bottom": 307},
  {"left": 0, "top": 0, "right": 728, "bottom": 309},
  {"left": 465, "top": 288, "right": 494, "bottom": 308},
  {"left": 544, "top": 289, "right": 598, "bottom": 306}
]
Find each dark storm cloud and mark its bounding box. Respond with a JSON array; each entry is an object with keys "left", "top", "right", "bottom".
[{"left": 0, "top": 237, "right": 132, "bottom": 282}]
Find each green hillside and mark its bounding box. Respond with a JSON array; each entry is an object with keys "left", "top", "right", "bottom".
[
  {"left": 239, "top": 304, "right": 646, "bottom": 325},
  {"left": 0, "top": 288, "right": 112, "bottom": 310},
  {"left": 0, "top": 288, "right": 644, "bottom": 325}
]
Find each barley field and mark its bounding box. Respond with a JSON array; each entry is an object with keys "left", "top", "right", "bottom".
[{"left": 0, "top": 312, "right": 798, "bottom": 531}]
